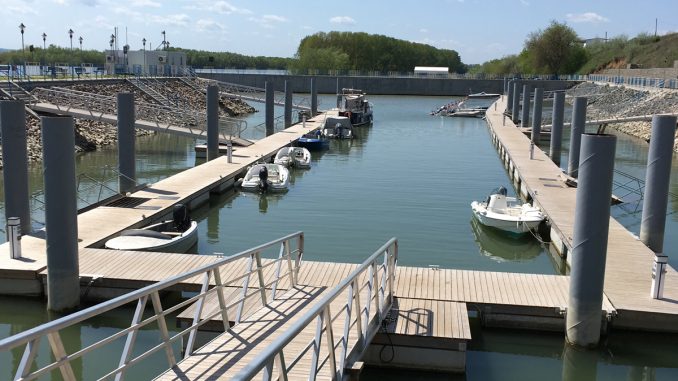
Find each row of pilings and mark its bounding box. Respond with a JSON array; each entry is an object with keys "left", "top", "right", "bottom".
[
  {"left": 502, "top": 78, "right": 676, "bottom": 348},
  {"left": 0, "top": 79, "right": 319, "bottom": 312}
]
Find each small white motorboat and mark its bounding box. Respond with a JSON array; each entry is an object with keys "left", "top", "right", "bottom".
[
  {"left": 105, "top": 204, "right": 198, "bottom": 253},
  {"left": 274, "top": 147, "right": 312, "bottom": 168},
  {"left": 239, "top": 163, "right": 290, "bottom": 192},
  {"left": 470, "top": 187, "right": 545, "bottom": 234}
]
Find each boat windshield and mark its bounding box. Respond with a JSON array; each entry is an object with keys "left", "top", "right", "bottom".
[{"left": 490, "top": 186, "right": 508, "bottom": 196}]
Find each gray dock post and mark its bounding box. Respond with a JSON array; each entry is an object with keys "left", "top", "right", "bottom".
[
  {"left": 506, "top": 80, "right": 514, "bottom": 114},
  {"left": 566, "top": 133, "right": 616, "bottom": 348},
  {"left": 503, "top": 77, "right": 508, "bottom": 94},
  {"left": 511, "top": 82, "right": 521, "bottom": 123},
  {"left": 311, "top": 77, "right": 318, "bottom": 116},
  {"left": 0, "top": 101, "right": 31, "bottom": 234},
  {"left": 521, "top": 84, "right": 531, "bottom": 128},
  {"left": 550, "top": 91, "right": 565, "bottom": 166},
  {"left": 265, "top": 81, "right": 274, "bottom": 136},
  {"left": 284, "top": 81, "right": 293, "bottom": 128},
  {"left": 42, "top": 116, "right": 80, "bottom": 311},
  {"left": 531, "top": 87, "right": 543, "bottom": 143},
  {"left": 117, "top": 93, "right": 136, "bottom": 193},
  {"left": 227, "top": 140, "right": 233, "bottom": 163},
  {"left": 567, "top": 97, "right": 588, "bottom": 178},
  {"left": 640, "top": 115, "right": 676, "bottom": 299},
  {"left": 206, "top": 84, "right": 219, "bottom": 161}
]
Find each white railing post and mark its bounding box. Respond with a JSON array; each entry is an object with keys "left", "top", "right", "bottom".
[
  {"left": 285, "top": 240, "right": 295, "bottom": 288},
  {"left": 324, "top": 306, "right": 337, "bottom": 379},
  {"left": 185, "top": 270, "right": 211, "bottom": 357},
  {"left": 213, "top": 269, "right": 231, "bottom": 331},
  {"left": 115, "top": 295, "right": 148, "bottom": 381},
  {"left": 276, "top": 352, "right": 289, "bottom": 381},
  {"left": 14, "top": 337, "right": 41, "bottom": 380},
  {"left": 352, "top": 278, "right": 364, "bottom": 351},
  {"left": 338, "top": 282, "right": 354, "bottom": 380},
  {"left": 236, "top": 255, "right": 255, "bottom": 323},
  {"left": 309, "top": 313, "right": 324, "bottom": 381},
  {"left": 47, "top": 332, "right": 77, "bottom": 381},
  {"left": 272, "top": 242, "right": 285, "bottom": 300},
  {"left": 150, "top": 291, "right": 176, "bottom": 368},
  {"left": 255, "top": 252, "right": 268, "bottom": 306}
]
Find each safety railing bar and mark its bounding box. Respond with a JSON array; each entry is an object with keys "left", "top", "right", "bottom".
[
  {"left": 0, "top": 231, "right": 304, "bottom": 351},
  {"left": 150, "top": 291, "right": 176, "bottom": 368},
  {"left": 115, "top": 296, "right": 148, "bottom": 381},
  {"left": 323, "top": 306, "right": 338, "bottom": 379},
  {"left": 233, "top": 238, "right": 397, "bottom": 380},
  {"left": 47, "top": 332, "right": 77, "bottom": 381},
  {"left": 14, "top": 337, "right": 40, "bottom": 380},
  {"left": 185, "top": 271, "right": 212, "bottom": 357}
]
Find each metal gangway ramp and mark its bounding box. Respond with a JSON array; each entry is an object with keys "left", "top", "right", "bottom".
[
  {"left": 29, "top": 86, "right": 253, "bottom": 146},
  {"left": 0, "top": 233, "right": 398, "bottom": 381},
  {"left": 201, "top": 78, "right": 312, "bottom": 111}
]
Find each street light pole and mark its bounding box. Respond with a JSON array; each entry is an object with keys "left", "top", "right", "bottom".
[
  {"left": 161, "top": 30, "right": 166, "bottom": 50},
  {"left": 79, "top": 36, "right": 82, "bottom": 50},
  {"left": 68, "top": 29, "right": 74, "bottom": 80},
  {"left": 142, "top": 38, "right": 146, "bottom": 76},
  {"left": 19, "top": 23, "right": 25, "bottom": 78},
  {"left": 42, "top": 32, "right": 46, "bottom": 75}
]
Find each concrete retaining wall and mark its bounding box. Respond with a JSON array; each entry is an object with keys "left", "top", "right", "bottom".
[{"left": 198, "top": 73, "right": 577, "bottom": 96}]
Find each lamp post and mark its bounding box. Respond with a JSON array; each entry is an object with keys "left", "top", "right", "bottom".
[
  {"left": 68, "top": 29, "right": 74, "bottom": 79},
  {"left": 79, "top": 36, "right": 83, "bottom": 50},
  {"left": 142, "top": 38, "right": 146, "bottom": 76},
  {"left": 161, "top": 30, "right": 166, "bottom": 50},
  {"left": 42, "top": 32, "right": 46, "bottom": 75},
  {"left": 19, "top": 23, "right": 26, "bottom": 77}
]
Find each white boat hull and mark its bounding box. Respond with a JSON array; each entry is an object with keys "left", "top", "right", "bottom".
[
  {"left": 240, "top": 163, "right": 290, "bottom": 192},
  {"left": 105, "top": 221, "right": 198, "bottom": 252},
  {"left": 471, "top": 201, "right": 544, "bottom": 234}
]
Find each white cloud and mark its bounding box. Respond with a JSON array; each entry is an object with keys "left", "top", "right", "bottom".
[
  {"left": 52, "top": 0, "right": 69, "bottom": 5},
  {"left": 419, "top": 28, "right": 429, "bottom": 33},
  {"left": 249, "top": 14, "right": 288, "bottom": 29},
  {"left": 78, "top": 15, "right": 114, "bottom": 30},
  {"left": 112, "top": 6, "right": 142, "bottom": 19},
  {"left": 566, "top": 12, "right": 609, "bottom": 23},
  {"left": 1, "top": 0, "right": 38, "bottom": 15},
  {"left": 185, "top": 1, "right": 251, "bottom": 15},
  {"left": 520, "top": 0, "right": 529, "bottom": 5},
  {"left": 131, "top": 0, "right": 161, "bottom": 8},
  {"left": 330, "top": 16, "right": 356, "bottom": 25},
  {"left": 196, "top": 19, "right": 225, "bottom": 32},
  {"left": 150, "top": 14, "right": 190, "bottom": 27}
]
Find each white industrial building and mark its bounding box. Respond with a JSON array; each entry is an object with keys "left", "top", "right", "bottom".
[{"left": 105, "top": 49, "right": 188, "bottom": 76}]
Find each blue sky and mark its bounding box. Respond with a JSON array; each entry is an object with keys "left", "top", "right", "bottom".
[{"left": 1, "top": 0, "right": 677, "bottom": 64}]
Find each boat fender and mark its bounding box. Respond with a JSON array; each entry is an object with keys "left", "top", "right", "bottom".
[{"left": 119, "top": 229, "right": 172, "bottom": 240}]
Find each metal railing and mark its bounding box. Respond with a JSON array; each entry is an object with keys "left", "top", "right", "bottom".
[
  {"left": 0, "top": 231, "right": 305, "bottom": 381},
  {"left": 234, "top": 238, "right": 398, "bottom": 381},
  {"left": 583, "top": 74, "right": 678, "bottom": 90},
  {"left": 200, "top": 77, "right": 312, "bottom": 111},
  {"left": 31, "top": 86, "right": 247, "bottom": 140}
]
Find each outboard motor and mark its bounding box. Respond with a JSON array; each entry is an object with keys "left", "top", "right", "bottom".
[
  {"left": 335, "top": 123, "right": 343, "bottom": 138},
  {"left": 258, "top": 165, "right": 269, "bottom": 192},
  {"left": 172, "top": 204, "right": 191, "bottom": 231}
]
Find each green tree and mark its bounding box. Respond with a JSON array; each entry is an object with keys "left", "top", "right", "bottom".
[{"left": 523, "top": 21, "right": 587, "bottom": 75}]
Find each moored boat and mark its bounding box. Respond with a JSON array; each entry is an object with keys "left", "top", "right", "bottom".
[
  {"left": 322, "top": 116, "right": 353, "bottom": 139},
  {"left": 297, "top": 130, "right": 329, "bottom": 150},
  {"left": 274, "top": 147, "right": 312, "bottom": 168},
  {"left": 104, "top": 204, "right": 198, "bottom": 253},
  {"left": 239, "top": 163, "right": 290, "bottom": 193},
  {"left": 470, "top": 187, "right": 545, "bottom": 235},
  {"left": 338, "top": 88, "right": 373, "bottom": 126}
]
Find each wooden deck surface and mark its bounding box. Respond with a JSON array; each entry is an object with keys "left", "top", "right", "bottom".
[
  {"left": 0, "top": 111, "right": 332, "bottom": 280},
  {"left": 485, "top": 97, "right": 678, "bottom": 324}
]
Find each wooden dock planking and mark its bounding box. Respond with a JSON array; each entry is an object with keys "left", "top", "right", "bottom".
[{"left": 485, "top": 97, "right": 678, "bottom": 327}]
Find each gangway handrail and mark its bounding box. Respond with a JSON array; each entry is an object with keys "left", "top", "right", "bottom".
[
  {"left": 233, "top": 237, "right": 398, "bottom": 381},
  {"left": 0, "top": 231, "right": 305, "bottom": 381}
]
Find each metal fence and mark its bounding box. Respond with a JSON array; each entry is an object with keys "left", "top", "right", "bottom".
[{"left": 0, "top": 231, "right": 305, "bottom": 381}]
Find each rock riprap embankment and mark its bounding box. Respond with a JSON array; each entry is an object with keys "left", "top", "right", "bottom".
[
  {"left": 566, "top": 82, "right": 678, "bottom": 151},
  {"left": 0, "top": 79, "right": 257, "bottom": 169}
]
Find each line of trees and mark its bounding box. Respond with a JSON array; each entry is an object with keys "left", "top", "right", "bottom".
[
  {"left": 291, "top": 31, "right": 466, "bottom": 73},
  {"left": 179, "top": 49, "right": 292, "bottom": 69}
]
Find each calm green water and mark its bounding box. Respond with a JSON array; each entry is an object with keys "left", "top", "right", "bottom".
[{"left": 1, "top": 94, "right": 677, "bottom": 380}]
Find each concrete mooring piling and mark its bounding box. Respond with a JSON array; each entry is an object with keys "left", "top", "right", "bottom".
[
  {"left": 206, "top": 85, "right": 219, "bottom": 161},
  {"left": 567, "top": 97, "right": 588, "bottom": 178},
  {"left": 531, "top": 87, "right": 544, "bottom": 143},
  {"left": 265, "top": 81, "right": 274, "bottom": 136},
  {"left": 42, "top": 116, "right": 80, "bottom": 312},
  {"left": 512, "top": 81, "right": 521, "bottom": 123},
  {"left": 284, "top": 81, "right": 293, "bottom": 128},
  {"left": 117, "top": 93, "right": 136, "bottom": 193},
  {"left": 503, "top": 77, "right": 509, "bottom": 95},
  {"left": 521, "top": 84, "right": 531, "bottom": 128},
  {"left": 640, "top": 115, "right": 677, "bottom": 299},
  {"left": 550, "top": 91, "right": 565, "bottom": 166},
  {"left": 0, "top": 100, "right": 31, "bottom": 235},
  {"left": 566, "top": 133, "right": 616, "bottom": 348},
  {"left": 506, "top": 80, "right": 514, "bottom": 114},
  {"left": 311, "top": 77, "right": 318, "bottom": 116}
]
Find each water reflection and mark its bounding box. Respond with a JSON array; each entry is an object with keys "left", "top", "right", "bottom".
[
  {"left": 470, "top": 218, "right": 542, "bottom": 263},
  {"left": 562, "top": 344, "right": 598, "bottom": 381}
]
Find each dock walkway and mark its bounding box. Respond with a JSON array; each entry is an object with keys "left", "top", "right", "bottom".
[{"left": 485, "top": 97, "right": 678, "bottom": 330}]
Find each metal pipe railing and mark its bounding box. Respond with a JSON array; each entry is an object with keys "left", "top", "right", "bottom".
[
  {"left": 233, "top": 237, "right": 398, "bottom": 381},
  {"left": 0, "top": 231, "right": 305, "bottom": 381}
]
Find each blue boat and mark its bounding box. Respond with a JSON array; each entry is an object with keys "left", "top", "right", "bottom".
[{"left": 297, "top": 130, "right": 329, "bottom": 150}]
